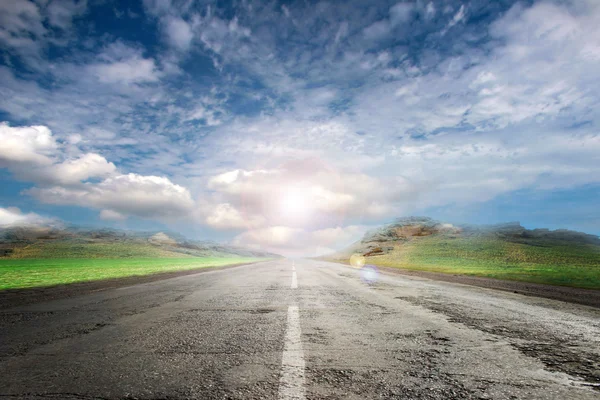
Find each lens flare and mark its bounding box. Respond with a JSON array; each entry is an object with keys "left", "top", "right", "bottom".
[
  {"left": 360, "top": 265, "right": 379, "bottom": 284},
  {"left": 349, "top": 253, "right": 365, "bottom": 268}
]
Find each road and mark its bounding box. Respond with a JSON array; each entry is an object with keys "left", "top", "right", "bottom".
[{"left": 1, "top": 259, "right": 599, "bottom": 399}]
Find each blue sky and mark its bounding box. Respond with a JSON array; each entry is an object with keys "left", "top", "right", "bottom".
[{"left": 1, "top": 0, "right": 599, "bottom": 255}]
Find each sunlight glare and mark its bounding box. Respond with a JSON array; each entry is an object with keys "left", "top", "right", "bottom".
[
  {"left": 280, "top": 186, "right": 313, "bottom": 221},
  {"left": 280, "top": 186, "right": 312, "bottom": 222}
]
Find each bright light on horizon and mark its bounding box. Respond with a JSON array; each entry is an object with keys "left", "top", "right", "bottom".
[{"left": 279, "top": 185, "right": 314, "bottom": 224}]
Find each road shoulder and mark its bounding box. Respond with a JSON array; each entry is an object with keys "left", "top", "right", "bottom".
[
  {"left": 0, "top": 260, "right": 269, "bottom": 310},
  {"left": 322, "top": 259, "right": 600, "bottom": 308}
]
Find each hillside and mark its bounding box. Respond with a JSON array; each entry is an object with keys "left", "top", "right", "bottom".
[
  {"left": 0, "top": 226, "right": 279, "bottom": 290},
  {"left": 324, "top": 217, "right": 600, "bottom": 289},
  {"left": 0, "top": 226, "right": 278, "bottom": 259}
]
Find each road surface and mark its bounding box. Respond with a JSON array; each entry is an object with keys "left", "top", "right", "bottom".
[{"left": 1, "top": 259, "right": 599, "bottom": 399}]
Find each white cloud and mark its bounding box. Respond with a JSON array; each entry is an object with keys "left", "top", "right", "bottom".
[
  {"left": 0, "top": 207, "right": 54, "bottom": 227},
  {"left": 234, "top": 226, "right": 301, "bottom": 248},
  {"left": 389, "top": 2, "right": 414, "bottom": 26},
  {"left": 424, "top": 2, "right": 436, "bottom": 20},
  {"left": 0, "top": 1, "right": 46, "bottom": 58},
  {"left": 345, "top": 0, "right": 600, "bottom": 140},
  {"left": 0, "top": 123, "right": 57, "bottom": 167},
  {"left": 185, "top": 104, "right": 222, "bottom": 126},
  {"left": 88, "top": 42, "right": 161, "bottom": 85},
  {"left": 204, "top": 159, "right": 417, "bottom": 230},
  {"left": 99, "top": 209, "right": 127, "bottom": 221},
  {"left": 202, "top": 202, "right": 265, "bottom": 230},
  {"left": 363, "top": 2, "right": 414, "bottom": 41},
  {"left": 28, "top": 173, "right": 195, "bottom": 219},
  {"left": 0, "top": 123, "right": 116, "bottom": 185},
  {"left": 90, "top": 57, "right": 160, "bottom": 85},
  {"left": 164, "top": 16, "right": 194, "bottom": 50},
  {"left": 142, "top": 0, "right": 174, "bottom": 16},
  {"left": 311, "top": 225, "right": 369, "bottom": 247},
  {"left": 1, "top": 123, "right": 197, "bottom": 223},
  {"left": 446, "top": 5, "right": 466, "bottom": 29},
  {"left": 197, "top": 16, "right": 251, "bottom": 55},
  {"left": 363, "top": 20, "right": 391, "bottom": 40},
  {"left": 27, "top": 153, "right": 117, "bottom": 185},
  {"left": 0, "top": 0, "right": 87, "bottom": 68},
  {"left": 47, "top": 0, "right": 88, "bottom": 30},
  {"left": 0, "top": 1, "right": 45, "bottom": 35},
  {"left": 232, "top": 224, "right": 369, "bottom": 257}
]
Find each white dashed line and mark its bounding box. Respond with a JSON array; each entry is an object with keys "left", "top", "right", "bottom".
[
  {"left": 291, "top": 271, "right": 298, "bottom": 289},
  {"left": 278, "top": 305, "right": 305, "bottom": 400}
]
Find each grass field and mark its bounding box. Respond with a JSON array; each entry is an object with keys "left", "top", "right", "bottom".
[
  {"left": 355, "top": 236, "right": 600, "bottom": 289},
  {"left": 0, "top": 257, "right": 266, "bottom": 290}
]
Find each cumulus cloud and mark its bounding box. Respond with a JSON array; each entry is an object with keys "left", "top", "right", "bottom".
[
  {"left": 48, "top": 153, "right": 116, "bottom": 184},
  {"left": 1, "top": 123, "right": 195, "bottom": 222},
  {"left": 205, "top": 159, "right": 417, "bottom": 231},
  {"left": 0, "top": 207, "right": 54, "bottom": 227},
  {"left": 28, "top": 173, "right": 195, "bottom": 219},
  {"left": 19, "top": 153, "right": 117, "bottom": 185},
  {"left": 202, "top": 202, "right": 266, "bottom": 230},
  {"left": 0, "top": 123, "right": 116, "bottom": 185},
  {"left": 0, "top": 123, "right": 57, "bottom": 167}
]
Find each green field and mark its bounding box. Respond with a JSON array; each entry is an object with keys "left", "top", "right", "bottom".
[
  {"left": 354, "top": 236, "right": 600, "bottom": 289},
  {"left": 0, "top": 257, "right": 266, "bottom": 290}
]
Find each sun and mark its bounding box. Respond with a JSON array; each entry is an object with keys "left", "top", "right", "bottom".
[{"left": 279, "top": 186, "right": 313, "bottom": 221}]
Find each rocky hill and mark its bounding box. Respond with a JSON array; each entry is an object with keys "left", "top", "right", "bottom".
[
  {"left": 322, "top": 217, "right": 600, "bottom": 289},
  {"left": 330, "top": 217, "right": 600, "bottom": 260}
]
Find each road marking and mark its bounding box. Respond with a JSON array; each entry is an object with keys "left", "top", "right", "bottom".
[
  {"left": 278, "top": 305, "right": 305, "bottom": 400},
  {"left": 292, "top": 261, "right": 295, "bottom": 271},
  {"left": 291, "top": 271, "right": 298, "bottom": 289}
]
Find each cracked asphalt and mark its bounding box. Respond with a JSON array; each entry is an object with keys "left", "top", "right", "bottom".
[{"left": 1, "top": 259, "right": 599, "bottom": 399}]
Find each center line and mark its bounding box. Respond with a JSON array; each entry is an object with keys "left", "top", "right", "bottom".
[
  {"left": 291, "top": 271, "right": 298, "bottom": 289},
  {"left": 278, "top": 305, "right": 305, "bottom": 400}
]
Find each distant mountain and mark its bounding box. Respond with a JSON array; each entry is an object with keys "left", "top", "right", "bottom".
[{"left": 0, "top": 226, "right": 280, "bottom": 259}]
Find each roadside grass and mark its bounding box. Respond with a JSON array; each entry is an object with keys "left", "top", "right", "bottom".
[
  {"left": 361, "top": 236, "right": 600, "bottom": 289},
  {"left": 0, "top": 257, "right": 266, "bottom": 290},
  {"left": 7, "top": 241, "right": 188, "bottom": 259}
]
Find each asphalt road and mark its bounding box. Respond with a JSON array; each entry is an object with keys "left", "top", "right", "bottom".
[{"left": 1, "top": 259, "right": 599, "bottom": 399}]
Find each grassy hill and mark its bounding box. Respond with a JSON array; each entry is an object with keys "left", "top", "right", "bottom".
[
  {"left": 6, "top": 241, "right": 187, "bottom": 259},
  {"left": 0, "top": 226, "right": 278, "bottom": 290},
  {"left": 0, "top": 226, "right": 276, "bottom": 259},
  {"left": 324, "top": 217, "right": 600, "bottom": 289}
]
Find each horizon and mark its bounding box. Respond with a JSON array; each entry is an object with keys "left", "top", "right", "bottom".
[
  {"left": 1, "top": 0, "right": 600, "bottom": 257},
  {"left": 2, "top": 214, "right": 599, "bottom": 259}
]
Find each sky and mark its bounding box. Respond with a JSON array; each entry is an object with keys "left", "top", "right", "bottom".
[{"left": 1, "top": 0, "right": 599, "bottom": 256}]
